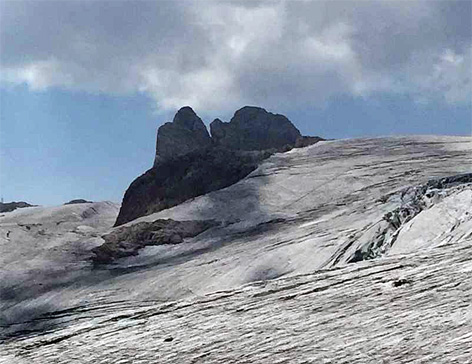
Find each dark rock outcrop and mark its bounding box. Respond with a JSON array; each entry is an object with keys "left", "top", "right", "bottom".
[
  {"left": 210, "top": 106, "right": 302, "bottom": 150},
  {"left": 93, "top": 219, "right": 218, "bottom": 264},
  {"left": 154, "top": 106, "right": 212, "bottom": 165},
  {"left": 115, "top": 147, "right": 271, "bottom": 226},
  {"left": 64, "top": 199, "right": 93, "bottom": 205},
  {"left": 0, "top": 201, "right": 35, "bottom": 213},
  {"left": 295, "top": 135, "right": 325, "bottom": 148},
  {"left": 116, "top": 106, "right": 324, "bottom": 226}
]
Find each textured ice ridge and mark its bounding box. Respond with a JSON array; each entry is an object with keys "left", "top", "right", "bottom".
[{"left": 349, "top": 173, "right": 472, "bottom": 262}]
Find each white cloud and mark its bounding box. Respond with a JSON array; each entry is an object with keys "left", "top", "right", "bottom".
[
  {"left": 302, "top": 22, "right": 355, "bottom": 62},
  {"left": 1, "top": 0, "right": 470, "bottom": 113},
  {"left": 3, "top": 59, "right": 72, "bottom": 90},
  {"left": 422, "top": 47, "right": 472, "bottom": 104}
]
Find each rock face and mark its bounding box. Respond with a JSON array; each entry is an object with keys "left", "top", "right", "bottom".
[
  {"left": 116, "top": 106, "right": 322, "bottom": 226},
  {"left": 154, "top": 106, "right": 212, "bottom": 165},
  {"left": 114, "top": 147, "right": 271, "bottom": 226},
  {"left": 210, "top": 106, "right": 302, "bottom": 150}
]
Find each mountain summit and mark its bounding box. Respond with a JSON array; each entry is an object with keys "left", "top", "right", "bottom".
[
  {"left": 115, "top": 106, "right": 323, "bottom": 226},
  {"left": 210, "top": 106, "right": 302, "bottom": 150},
  {"left": 154, "top": 106, "right": 212, "bottom": 165}
]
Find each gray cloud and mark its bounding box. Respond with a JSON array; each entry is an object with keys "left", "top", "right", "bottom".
[{"left": 1, "top": 0, "right": 470, "bottom": 113}]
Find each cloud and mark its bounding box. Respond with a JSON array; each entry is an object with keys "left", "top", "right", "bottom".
[{"left": 1, "top": 0, "right": 470, "bottom": 113}]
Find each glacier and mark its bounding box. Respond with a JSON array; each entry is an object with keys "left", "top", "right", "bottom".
[{"left": 1, "top": 135, "right": 472, "bottom": 363}]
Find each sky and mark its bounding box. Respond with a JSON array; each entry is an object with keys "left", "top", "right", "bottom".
[{"left": 0, "top": 0, "right": 471, "bottom": 206}]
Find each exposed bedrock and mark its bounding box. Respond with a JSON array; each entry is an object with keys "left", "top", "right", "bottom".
[
  {"left": 210, "top": 106, "right": 302, "bottom": 150},
  {"left": 116, "top": 106, "right": 323, "bottom": 226},
  {"left": 64, "top": 199, "right": 93, "bottom": 205},
  {"left": 294, "top": 135, "right": 325, "bottom": 148},
  {"left": 93, "top": 219, "right": 218, "bottom": 264},
  {"left": 114, "top": 147, "right": 272, "bottom": 226},
  {"left": 154, "top": 106, "right": 212, "bottom": 165},
  {"left": 0, "top": 201, "right": 35, "bottom": 213}
]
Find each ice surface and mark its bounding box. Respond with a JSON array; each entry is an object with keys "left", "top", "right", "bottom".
[{"left": 1, "top": 136, "right": 472, "bottom": 362}]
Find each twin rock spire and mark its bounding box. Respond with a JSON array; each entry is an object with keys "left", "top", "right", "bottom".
[
  {"left": 154, "top": 106, "right": 305, "bottom": 165},
  {"left": 115, "top": 106, "right": 322, "bottom": 226}
]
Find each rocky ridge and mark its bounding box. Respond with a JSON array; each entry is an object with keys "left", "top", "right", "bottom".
[
  {"left": 209, "top": 106, "right": 302, "bottom": 151},
  {"left": 116, "top": 106, "right": 323, "bottom": 226}
]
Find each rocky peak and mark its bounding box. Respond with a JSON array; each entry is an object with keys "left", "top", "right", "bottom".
[
  {"left": 118, "top": 105, "right": 323, "bottom": 226},
  {"left": 210, "top": 106, "right": 302, "bottom": 150},
  {"left": 231, "top": 106, "right": 276, "bottom": 125},
  {"left": 154, "top": 106, "right": 211, "bottom": 165},
  {"left": 172, "top": 106, "right": 207, "bottom": 131}
]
